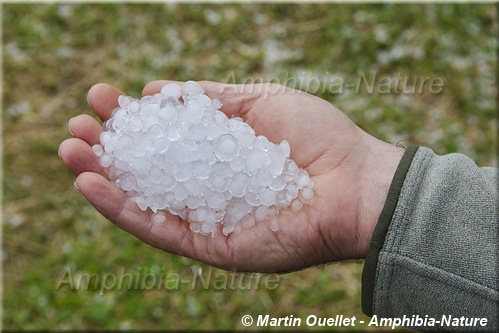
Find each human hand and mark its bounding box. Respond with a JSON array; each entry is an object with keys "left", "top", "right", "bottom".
[{"left": 58, "top": 81, "right": 403, "bottom": 273}]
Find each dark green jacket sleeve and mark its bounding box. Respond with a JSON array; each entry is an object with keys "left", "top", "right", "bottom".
[{"left": 362, "top": 145, "right": 498, "bottom": 332}]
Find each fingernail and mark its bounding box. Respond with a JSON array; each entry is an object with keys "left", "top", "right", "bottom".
[
  {"left": 87, "top": 84, "right": 96, "bottom": 107},
  {"left": 73, "top": 181, "right": 80, "bottom": 190},
  {"left": 57, "top": 147, "right": 62, "bottom": 159},
  {"left": 68, "top": 117, "right": 75, "bottom": 136}
]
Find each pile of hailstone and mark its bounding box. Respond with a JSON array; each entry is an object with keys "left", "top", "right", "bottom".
[{"left": 92, "top": 81, "right": 314, "bottom": 236}]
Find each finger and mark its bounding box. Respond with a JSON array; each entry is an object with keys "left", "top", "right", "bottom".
[
  {"left": 59, "top": 138, "right": 107, "bottom": 177},
  {"left": 87, "top": 83, "right": 125, "bottom": 122},
  {"left": 75, "top": 171, "right": 196, "bottom": 257},
  {"left": 75, "top": 171, "right": 151, "bottom": 237},
  {"left": 142, "top": 80, "right": 266, "bottom": 118},
  {"left": 68, "top": 114, "right": 103, "bottom": 146}
]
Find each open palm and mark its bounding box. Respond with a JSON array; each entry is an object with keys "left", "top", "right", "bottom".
[{"left": 59, "top": 80, "right": 403, "bottom": 273}]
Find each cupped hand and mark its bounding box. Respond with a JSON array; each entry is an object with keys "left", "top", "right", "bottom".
[{"left": 58, "top": 81, "right": 403, "bottom": 273}]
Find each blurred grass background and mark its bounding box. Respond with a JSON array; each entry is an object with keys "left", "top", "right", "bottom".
[{"left": 2, "top": 3, "right": 496, "bottom": 330}]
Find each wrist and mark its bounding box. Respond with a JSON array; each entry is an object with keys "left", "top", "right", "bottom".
[{"left": 355, "top": 134, "right": 405, "bottom": 258}]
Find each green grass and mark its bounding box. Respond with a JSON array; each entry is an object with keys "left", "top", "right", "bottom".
[{"left": 3, "top": 3, "right": 496, "bottom": 330}]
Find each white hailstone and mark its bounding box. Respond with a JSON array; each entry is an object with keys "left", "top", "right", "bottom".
[
  {"left": 301, "top": 187, "right": 314, "bottom": 201},
  {"left": 152, "top": 211, "right": 166, "bottom": 224},
  {"left": 100, "top": 154, "right": 112, "bottom": 167},
  {"left": 161, "top": 83, "right": 182, "bottom": 99},
  {"left": 291, "top": 199, "right": 303, "bottom": 212},
  {"left": 94, "top": 81, "right": 314, "bottom": 236},
  {"left": 92, "top": 144, "right": 104, "bottom": 157}
]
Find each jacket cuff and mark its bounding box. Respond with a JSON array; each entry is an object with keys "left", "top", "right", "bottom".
[{"left": 361, "top": 144, "right": 419, "bottom": 316}]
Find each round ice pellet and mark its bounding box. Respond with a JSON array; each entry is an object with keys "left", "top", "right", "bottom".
[
  {"left": 214, "top": 134, "right": 239, "bottom": 161},
  {"left": 291, "top": 199, "right": 303, "bottom": 212},
  {"left": 92, "top": 144, "right": 104, "bottom": 157},
  {"left": 161, "top": 83, "right": 182, "bottom": 99},
  {"left": 99, "top": 154, "right": 112, "bottom": 167},
  {"left": 152, "top": 212, "right": 166, "bottom": 224},
  {"left": 182, "top": 80, "right": 204, "bottom": 96},
  {"left": 301, "top": 187, "right": 314, "bottom": 201},
  {"left": 260, "top": 189, "right": 277, "bottom": 207}
]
